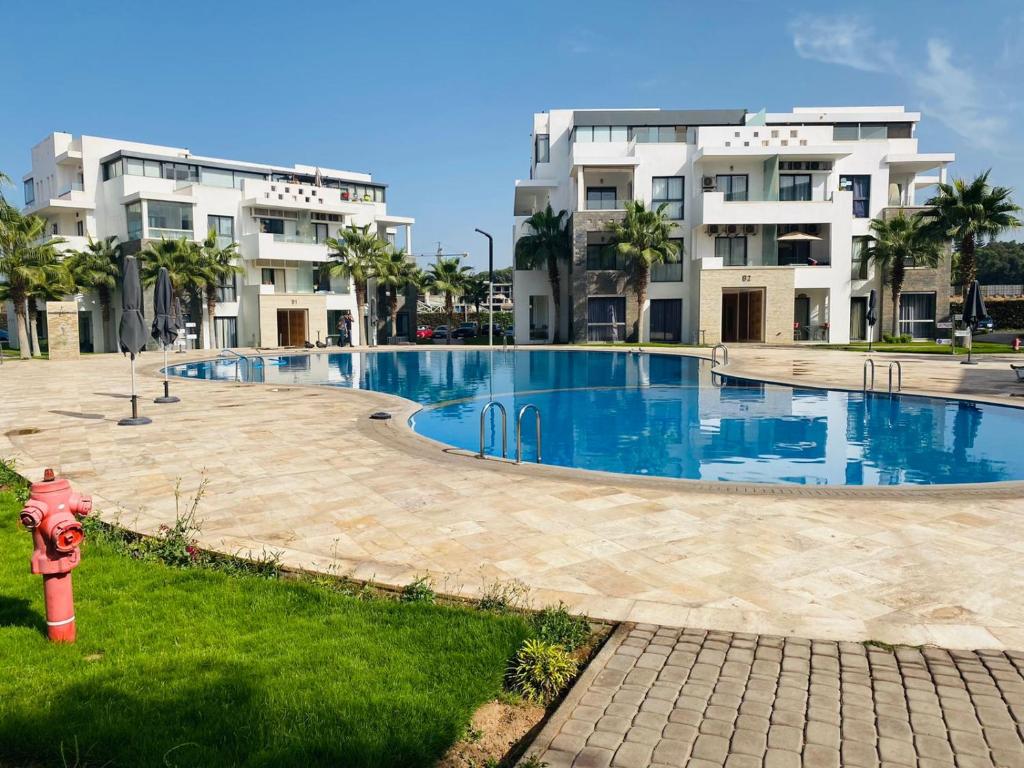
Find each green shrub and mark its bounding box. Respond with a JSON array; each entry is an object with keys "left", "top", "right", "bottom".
[
  {"left": 951, "top": 297, "right": 1024, "bottom": 330},
  {"left": 898, "top": 334, "right": 913, "bottom": 343},
  {"left": 881, "top": 333, "right": 896, "bottom": 343},
  {"left": 0, "top": 459, "right": 29, "bottom": 504},
  {"left": 478, "top": 578, "right": 531, "bottom": 613},
  {"left": 401, "top": 576, "right": 436, "bottom": 604},
  {"left": 532, "top": 603, "right": 589, "bottom": 651},
  {"left": 508, "top": 638, "right": 579, "bottom": 704}
]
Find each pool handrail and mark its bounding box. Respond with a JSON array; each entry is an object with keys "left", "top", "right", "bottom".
[
  {"left": 515, "top": 404, "right": 542, "bottom": 464},
  {"left": 888, "top": 360, "right": 902, "bottom": 394},
  {"left": 711, "top": 343, "right": 729, "bottom": 368},
  {"left": 479, "top": 401, "right": 508, "bottom": 459},
  {"left": 219, "top": 349, "right": 264, "bottom": 381},
  {"left": 863, "top": 358, "right": 876, "bottom": 391}
]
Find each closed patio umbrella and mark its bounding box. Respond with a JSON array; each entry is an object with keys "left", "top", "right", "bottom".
[
  {"left": 866, "top": 289, "right": 877, "bottom": 352},
  {"left": 118, "top": 256, "right": 152, "bottom": 426},
  {"left": 152, "top": 267, "right": 180, "bottom": 404},
  {"left": 961, "top": 280, "right": 986, "bottom": 365}
]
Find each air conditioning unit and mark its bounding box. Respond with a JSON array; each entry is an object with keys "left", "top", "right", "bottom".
[
  {"left": 806, "top": 224, "right": 820, "bottom": 235},
  {"left": 726, "top": 224, "right": 739, "bottom": 235},
  {"left": 701, "top": 176, "right": 715, "bottom": 191},
  {"left": 707, "top": 224, "right": 720, "bottom": 235},
  {"left": 743, "top": 224, "right": 758, "bottom": 235}
]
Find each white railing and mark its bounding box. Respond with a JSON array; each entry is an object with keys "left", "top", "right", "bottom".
[{"left": 148, "top": 228, "right": 193, "bottom": 240}]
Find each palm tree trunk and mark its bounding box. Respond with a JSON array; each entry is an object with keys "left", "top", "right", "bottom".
[
  {"left": 960, "top": 233, "right": 976, "bottom": 298},
  {"left": 388, "top": 288, "right": 398, "bottom": 342},
  {"left": 891, "top": 263, "right": 904, "bottom": 336},
  {"left": 446, "top": 294, "right": 455, "bottom": 342},
  {"left": 548, "top": 256, "right": 561, "bottom": 344},
  {"left": 98, "top": 286, "right": 113, "bottom": 352},
  {"left": 355, "top": 282, "right": 367, "bottom": 346},
  {"left": 14, "top": 298, "right": 31, "bottom": 360},
  {"left": 206, "top": 286, "right": 217, "bottom": 349},
  {"left": 27, "top": 298, "right": 41, "bottom": 356},
  {"left": 634, "top": 267, "right": 649, "bottom": 343}
]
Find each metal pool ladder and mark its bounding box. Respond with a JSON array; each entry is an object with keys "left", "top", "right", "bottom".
[
  {"left": 515, "top": 404, "right": 542, "bottom": 464},
  {"left": 887, "top": 360, "right": 902, "bottom": 394},
  {"left": 220, "top": 349, "right": 263, "bottom": 381},
  {"left": 479, "top": 401, "right": 507, "bottom": 459},
  {"left": 863, "top": 358, "right": 876, "bottom": 391},
  {"left": 711, "top": 343, "right": 729, "bottom": 368}
]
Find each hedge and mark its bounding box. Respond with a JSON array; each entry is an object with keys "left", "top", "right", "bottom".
[{"left": 949, "top": 297, "right": 1024, "bottom": 329}]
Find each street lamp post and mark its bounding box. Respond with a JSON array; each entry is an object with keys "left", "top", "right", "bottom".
[{"left": 474, "top": 228, "right": 494, "bottom": 348}]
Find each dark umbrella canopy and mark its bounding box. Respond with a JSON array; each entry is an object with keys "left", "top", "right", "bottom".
[
  {"left": 963, "top": 280, "right": 987, "bottom": 329},
  {"left": 866, "top": 289, "right": 877, "bottom": 327},
  {"left": 118, "top": 256, "right": 148, "bottom": 357},
  {"left": 151, "top": 267, "right": 178, "bottom": 347}
]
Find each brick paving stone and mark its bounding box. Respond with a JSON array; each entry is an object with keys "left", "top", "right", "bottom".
[
  {"left": 691, "top": 733, "right": 729, "bottom": 762},
  {"left": 562, "top": 718, "right": 596, "bottom": 737},
  {"left": 573, "top": 746, "right": 613, "bottom": 768},
  {"left": 730, "top": 728, "right": 768, "bottom": 757},
  {"left": 586, "top": 730, "right": 624, "bottom": 750},
  {"left": 723, "top": 755, "right": 760, "bottom": 768},
  {"left": 841, "top": 739, "right": 880, "bottom": 768},
  {"left": 611, "top": 741, "right": 653, "bottom": 768},
  {"left": 763, "top": 747, "right": 801, "bottom": 768},
  {"left": 802, "top": 743, "right": 841, "bottom": 768},
  {"left": 650, "top": 739, "right": 690, "bottom": 766}
]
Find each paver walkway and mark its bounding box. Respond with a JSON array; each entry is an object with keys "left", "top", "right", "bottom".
[{"left": 529, "top": 623, "right": 1024, "bottom": 768}]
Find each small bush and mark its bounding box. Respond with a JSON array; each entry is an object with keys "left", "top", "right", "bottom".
[
  {"left": 519, "top": 756, "right": 549, "bottom": 768},
  {"left": 478, "top": 577, "right": 531, "bottom": 613},
  {"left": 508, "top": 638, "right": 579, "bottom": 704},
  {"left": 898, "top": 333, "right": 913, "bottom": 343},
  {"left": 532, "top": 603, "right": 589, "bottom": 651},
  {"left": 401, "top": 575, "right": 436, "bottom": 604},
  {"left": 881, "top": 332, "right": 895, "bottom": 343},
  {"left": 0, "top": 459, "right": 29, "bottom": 504}
]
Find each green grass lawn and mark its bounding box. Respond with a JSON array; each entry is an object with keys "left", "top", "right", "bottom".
[
  {"left": 827, "top": 341, "right": 1019, "bottom": 355},
  {"left": 0, "top": 489, "right": 531, "bottom": 767}
]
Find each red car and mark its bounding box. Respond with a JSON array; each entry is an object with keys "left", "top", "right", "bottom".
[{"left": 416, "top": 325, "right": 434, "bottom": 340}]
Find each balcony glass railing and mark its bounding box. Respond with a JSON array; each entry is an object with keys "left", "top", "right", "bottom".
[
  {"left": 58, "top": 181, "right": 84, "bottom": 197},
  {"left": 271, "top": 233, "right": 327, "bottom": 245},
  {"left": 584, "top": 199, "right": 630, "bottom": 211},
  {"left": 148, "top": 228, "right": 193, "bottom": 240},
  {"left": 651, "top": 262, "right": 683, "bottom": 282}
]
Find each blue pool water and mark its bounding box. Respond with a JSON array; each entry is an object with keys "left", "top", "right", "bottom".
[{"left": 168, "top": 350, "right": 1024, "bottom": 487}]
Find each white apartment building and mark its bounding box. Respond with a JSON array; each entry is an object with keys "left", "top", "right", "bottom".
[
  {"left": 16, "top": 132, "right": 414, "bottom": 351},
  {"left": 513, "top": 106, "right": 954, "bottom": 346}
]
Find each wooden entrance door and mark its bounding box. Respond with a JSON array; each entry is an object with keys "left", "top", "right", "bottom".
[
  {"left": 721, "top": 289, "right": 765, "bottom": 343},
  {"left": 276, "top": 309, "right": 308, "bottom": 346}
]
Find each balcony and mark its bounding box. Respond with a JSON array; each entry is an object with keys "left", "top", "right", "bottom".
[
  {"left": 58, "top": 181, "right": 84, "bottom": 197},
  {"left": 584, "top": 197, "right": 631, "bottom": 212},
  {"left": 240, "top": 232, "right": 330, "bottom": 263},
  {"left": 148, "top": 228, "right": 193, "bottom": 241},
  {"left": 702, "top": 190, "right": 850, "bottom": 226}
]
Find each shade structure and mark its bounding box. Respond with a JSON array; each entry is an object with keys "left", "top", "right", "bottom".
[
  {"left": 151, "top": 267, "right": 180, "bottom": 404},
  {"left": 117, "top": 256, "right": 151, "bottom": 425},
  {"left": 961, "top": 280, "right": 986, "bottom": 365},
  {"left": 776, "top": 231, "right": 823, "bottom": 241}
]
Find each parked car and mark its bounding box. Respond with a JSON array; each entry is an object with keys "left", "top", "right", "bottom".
[
  {"left": 415, "top": 325, "right": 433, "bottom": 340},
  {"left": 0, "top": 329, "right": 9, "bottom": 343},
  {"left": 479, "top": 324, "right": 503, "bottom": 337},
  {"left": 976, "top": 316, "right": 995, "bottom": 333},
  {"left": 453, "top": 322, "right": 479, "bottom": 339},
  {"left": 433, "top": 325, "right": 451, "bottom": 340}
]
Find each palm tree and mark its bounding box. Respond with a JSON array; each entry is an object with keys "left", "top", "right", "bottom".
[
  {"left": 462, "top": 273, "right": 489, "bottom": 320},
  {"left": 65, "top": 235, "right": 120, "bottom": 351},
  {"left": 922, "top": 171, "right": 1022, "bottom": 296},
  {"left": 863, "top": 213, "right": 943, "bottom": 335},
  {"left": 199, "top": 230, "right": 242, "bottom": 348},
  {"left": 514, "top": 204, "right": 570, "bottom": 343},
  {"left": 0, "top": 205, "right": 68, "bottom": 358},
  {"left": 605, "top": 201, "right": 680, "bottom": 342},
  {"left": 325, "top": 224, "right": 388, "bottom": 345},
  {"left": 140, "top": 237, "right": 210, "bottom": 302},
  {"left": 374, "top": 247, "right": 418, "bottom": 341},
  {"left": 424, "top": 256, "right": 472, "bottom": 339}
]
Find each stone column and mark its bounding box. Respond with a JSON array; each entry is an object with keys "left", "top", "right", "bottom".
[{"left": 45, "top": 301, "right": 81, "bottom": 361}]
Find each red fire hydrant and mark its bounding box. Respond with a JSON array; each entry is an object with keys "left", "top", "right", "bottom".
[{"left": 19, "top": 469, "right": 92, "bottom": 643}]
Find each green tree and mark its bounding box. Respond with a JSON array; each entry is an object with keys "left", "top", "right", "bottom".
[
  {"left": 514, "top": 204, "right": 570, "bottom": 343},
  {"left": 199, "top": 230, "right": 242, "bottom": 348},
  {"left": 374, "top": 247, "right": 419, "bottom": 340},
  {"left": 605, "top": 201, "right": 680, "bottom": 342},
  {"left": 0, "top": 205, "right": 68, "bottom": 358},
  {"left": 325, "top": 224, "right": 388, "bottom": 344},
  {"left": 424, "top": 256, "right": 472, "bottom": 339},
  {"left": 976, "top": 240, "right": 1024, "bottom": 284},
  {"left": 462, "top": 273, "right": 489, "bottom": 319},
  {"left": 863, "top": 213, "right": 943, "bottom": 334},
  {"left": 140, "top": 237, "right": 210, "bottom": 301},
  {"left": 66, "top": 235, "right": 121, "bottom": 351},
  {"left": 922, "top": 171, "right": 1022, "bottom": 295}
]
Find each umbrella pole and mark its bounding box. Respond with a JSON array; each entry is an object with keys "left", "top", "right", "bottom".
[
  {"left": 119, "top": 353, "right": 153, "bottom": 426},
  {"left": 154, "top": 344, "right": 181, "bottom": 403}
]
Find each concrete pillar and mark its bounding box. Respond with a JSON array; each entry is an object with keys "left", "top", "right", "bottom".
[{"left": 45, "top": 301, "right": 80, "bottom": 361}]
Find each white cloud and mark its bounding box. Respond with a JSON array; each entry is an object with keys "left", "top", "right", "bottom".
[
  {"left": 563, "top": 28, "right": 598, "bottom": 55},
  {"left": 790, "top": 15, "right": 1009, "bottom": 151}
]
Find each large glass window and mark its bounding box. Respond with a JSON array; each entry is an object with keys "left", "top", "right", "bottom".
[
  {"left": 651, "top": 238, "right": 684, "bottom": 281},
  {"left": 652, "top": 176, "right": 684, "bottom": 219},
  {"left": 840, "top": 175, "right": 871, "bottom": 218},
  {"left": 778, "top": 240, "right": 811, "bottom": 266},
  {"left": 716, "top": 174, "right": 748, "bottom": 201},
  {"left": 23, "top": 179, "right": 34, "bottom": 205},
  {"left": 716, "top": 236, "right": 748, "bottom": 266},
  {"left": 147, "top": 201, "right": 193, "bottom": 237},
  {"left": 125, "top": 201, "right": 143, "bottom": 240},
  {"left": 574, "top": 126, "right": 627, "bottom": 143},
  {"left": 161, "top": 163, "right": 199, "bottom": 183},
  {"left": 207, "top": 214, "right": 235, "bottom": 248},
  {"left": 631, "top": 126, "right": 687, "bottom": 143},
  {"left": 899, "top": 293, "right": 936, "bottom": 339},
  {"left": 201, "top": 167, "right": 235, "bottom": 188},
  {"left": 833, "top": 122, "right": 913, "bottom": 140},
  {"left": 102, "top": 159, "right": 123, "bottom": 180},
  {"left": 586, "top": 242, "right": 626, "bottom": 270},
  {"left": 216, "top": 273, "right": 237, "bottom": 302},
  {"left": 587, "top": 297, "right": 627, "bottom": 342},
  {"left": 851, "top": 236, "right": 870, "bottom": 280},
  {"left": 535, "top": 134, "right": 550, "bottom": 163},
  {"left": 779, "top": 174, "right": 811, "bottom": 201},
  {"left": 586, "top": 187, "right": 618, "bottom": 211},
  {"left": 215, "top": 316, "right": 237, "bottom": 347}
]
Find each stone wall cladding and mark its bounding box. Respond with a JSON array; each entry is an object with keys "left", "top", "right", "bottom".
[
  {"left": 45, "top": 301, "right": 80, "bottom": 360},
  {"left": 570, "top": 210, "right": 631, "bottom": 342},
  {"left": 698, "top": 267, "right": 796, "bottom": 345}
]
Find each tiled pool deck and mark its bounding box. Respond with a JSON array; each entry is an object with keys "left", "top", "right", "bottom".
[{"left": 1, "top": 345, "right": 1022, "bottom": 651}]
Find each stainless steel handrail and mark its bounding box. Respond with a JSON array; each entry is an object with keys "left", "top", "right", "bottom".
[
  {"left": 479, "top": 401, "right": 507, "bottom": 459},
  {"left": 863, "top": 358, "right": 876, "bottom": 391},
  {"left": 515, "top": 404, "right": 542, "bottom": 464},
  {"left": 711, "top": 343, "right": 729, "bottom": 368},
  {"left": 220, "top": 349, "right": 263, "bottom": 381},
  {"left": 888, "top": 360, "right": 902, "bottom": 393}
]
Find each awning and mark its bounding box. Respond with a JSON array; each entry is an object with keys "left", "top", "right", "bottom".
[{"left": 777, "top": 231, "right": 823, "bottom": 242}]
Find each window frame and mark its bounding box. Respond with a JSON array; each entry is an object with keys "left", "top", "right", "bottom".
[
  {"left": 840, "top": 175, "right": 871, "bottom": 218},
  {"left": 23, "top": 178, "right": 34, "bottom": 205},
  {"left": 535, "top": 133, "right": 550, "bottom": 164},
  {"left": 715, "top": 236, "right": 748, "bottom": 267},
  {"left": 585, "top": 187, "right": 618, "bottom": 211},
  {"left": 715, "top": 174, "right": 749, "bottom": 202},
  {"left": 651, "top": 176, "right": 684, "bottom": 219},
  {"left": 779, "top": 174, "right": 812, "bottom": 202}
]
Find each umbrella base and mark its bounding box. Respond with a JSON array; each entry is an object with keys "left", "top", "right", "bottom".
[
  {"left": 960, "top": 361, "right": 979, "bottom": 365},
  {"left": 117, "top": 416, "right": 152, "bottom": 426},
  {"left": 153, "top": 396, "right": 180, "bottom": 404}
]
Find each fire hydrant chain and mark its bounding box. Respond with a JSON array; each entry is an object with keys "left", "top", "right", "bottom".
[{"left": 19, "top": 468, "right": 92, "bottom": 643}]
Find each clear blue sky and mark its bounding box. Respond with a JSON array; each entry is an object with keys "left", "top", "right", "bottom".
[{"left": 2, "top": 0, "right": 1021, "bottom": 269}]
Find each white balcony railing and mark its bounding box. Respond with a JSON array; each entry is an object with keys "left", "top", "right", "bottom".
[
  {"left": 148, "top": 228, "right": 194, "bottom": 240},
  {"left": 58, "top": 181, "right": 84, "bottom": 197}
]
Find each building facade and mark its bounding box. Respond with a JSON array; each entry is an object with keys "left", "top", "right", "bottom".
[
  {"left": 513, "top": 106, "right": 953, "bottom": 346},
  {"left": 15, "top": 132, "right": 415, "bottom": 351}
]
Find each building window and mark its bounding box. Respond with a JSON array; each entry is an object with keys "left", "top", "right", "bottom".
[
  {"left": 651, "top": 238, "right": 684, "bottom": 281},
  {"left": 535, "top": 134, "right": 550, "bottom": 163},
  {"left": 631, "top": 126, "right": 687, "bottom": 143},
  {"left": 840, "top": 175, "right": 871, "bottom": 218},
  {"left": 716, "top": 236, "right": 748, "bottom": 266},
  {"left": 102, "top": 159, "right": 123, "bottom": 180},
  {"left": 51, "top": 222, "right": 59, "bottom": 236},
  {"left": 216, "top": 273, "right": 237, "bottom": 302},
  {"left": 778, "top": 240, "right": 811, "bottom": 266},
  {"left": 574, "top": 125, "right": 627, "bottom": 143},
  {"left": 833, "top": 123, "right": 912, "bottom": 140},
  {"left": 652, "top": 176, "right": 684, "bottom": 219},
  {"left": 586, "top": 187, "right": 618, "bottom": 211},
  {"left": 126, "top": 201, "right": 142, "bottom": 240},
  {"left": 587, "top": 296, "right": 627, "bottom": 342},
  {"left": 23, "top": 179, "right": 34, "bottom": 205},
  {"left": 207, "top": 214, "right": 235, "bottom": 246},
  {"left": 586, "top": 242, "right": 626, "bottom": 270},
  {"left": 851, "top": 236, "right": 869, "bottom": 280},
  {"left": 899, "top": 292, "right": 936, "bottom": 339},
  {"left": 779, "top": 174, "right": 812, "bottom": 201},
  {"left": 147, "top": 201, "right": 193, "bottom": 238},
  {"left": 76, "top": 221, "right": 84, "bottom": 236},
  {"left": 215, "top": 316, "right": 238, "bottom": 347},
  {"left": 716, "top": 174, "right": 748, "bottom": 201},
  {"left": 261, "top": 268, "right": 276, "bottom": 286}
]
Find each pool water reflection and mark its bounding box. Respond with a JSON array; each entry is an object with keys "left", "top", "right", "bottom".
[{"left": 169, "top": 350, "right": 1024, "bottom": 486}]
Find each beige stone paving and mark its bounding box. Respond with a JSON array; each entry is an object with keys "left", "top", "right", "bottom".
[{"left": 1, "top": 346, "right": 1023, "bottom": 650}]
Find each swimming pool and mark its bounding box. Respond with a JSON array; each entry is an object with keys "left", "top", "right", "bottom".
[{"left": 168, "top": 349, "right": 1024, "bottom": 487}]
